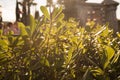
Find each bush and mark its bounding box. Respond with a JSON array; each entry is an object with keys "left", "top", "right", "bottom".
[{"left": 0, "top": 6, "right": 120, "bottom": 80}]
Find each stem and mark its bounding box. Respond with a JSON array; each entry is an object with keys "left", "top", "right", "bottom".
[
  {"left": 49, "top": 6, "right": 53, "bottom": 35},
  {"left": 29, "top": 70, "right": 32, "bottom": 80}
]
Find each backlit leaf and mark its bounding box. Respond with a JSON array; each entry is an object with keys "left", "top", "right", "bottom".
[
  {"left": 40, "top": 6, "right": 50, "bottom": 19},
  {"left": 104, "top": 45, "right": 115, "bottom": 69}
]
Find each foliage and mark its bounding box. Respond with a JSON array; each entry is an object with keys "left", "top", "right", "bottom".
[{"left": 0, "top": 6, "right": 120, "bottom": 80}]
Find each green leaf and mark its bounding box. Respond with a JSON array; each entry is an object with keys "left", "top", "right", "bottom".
[
  {"left": 100, "top": 27, "right": 110, "bottom": 37},
  {"left": 0, "top": 40, "right": 8, "bottom": 46},
  {"left": 0, "top": 53, "right": 8, "bottom": 65},
  {"left": 40, "top": 6, "right": 50, "bottom": 19},
  {"left": 91, "top": 68, "right": 104, "bottom": 76},
  {"left": 111, "top": 51, "right": 120, "bottom": 64},
  {"left": 0, "top": 53, "right": 6, "bottom": 59},
  {"left": 29, "top": 15, "right": 36, "bottom": 36},
  {"left": 105, "top": 46, "right": 115, "bottom": 61},
  {"left": 71, "top": 69, "right": 75, "bottom": 78},
  {"left": 40, "top": 57, "right": 50, "bottom": 67},
  {"left": 65, "top": 47, "right": 74, "bottom": 64},
  {"left": 0, "top": 39, "right": 8, "bottom": 50},
  {"left": 68, "top": 49, "right": 73, "bottom": 63},
  {"left": 52, "top": 6, "right": 62, "bottom": 19},
  {"left": 103, "top": 45, "right": 115, "bottom": 69},
  {"left": 45, "top": 59, "right": 50, "bottom": 67},
  {"left": 52, "top": 7, "right": 59, "bottom": 19},
  {"left": 95, "top": 27, "right": 106, "bottom": 36},
  {"left": 117, "top": 32, "right": 120, "bottom": 38},
  {"left": 18, "top": 22, "right": 28, "bottom": 36},
  {"left": 56, "top": 13, "right": 64, "bottom": 22}
]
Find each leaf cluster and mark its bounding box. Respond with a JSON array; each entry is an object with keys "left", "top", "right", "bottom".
[{"left": 0, "top": 6, "right": 120, "bottom": 80}]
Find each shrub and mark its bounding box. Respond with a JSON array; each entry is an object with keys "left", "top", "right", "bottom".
[{"left": 0, "top": 6, "right": 120, "bottom": 80}]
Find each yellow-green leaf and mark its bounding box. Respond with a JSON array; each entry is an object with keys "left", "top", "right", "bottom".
[
  {"left": 18, "top": 22, "right": 28, "bottom": 36},
  {"left": 40, "top": 6, "right": 50, "bottom": 19},
  {"left": 104, "top": 45, "right": 115, "bottom": 69},
  {"left": 56, "top": 13, "right": 64, "bottom": 22}
]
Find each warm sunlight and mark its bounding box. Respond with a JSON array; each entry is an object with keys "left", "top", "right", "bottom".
[
  {"left": 0, "top": 0, "right": 120, "bottom": 22},
  {"left": 0, "top": 0, "right": 120, "bottom": 80}
]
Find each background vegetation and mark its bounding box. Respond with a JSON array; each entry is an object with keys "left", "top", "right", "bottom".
[{"left": 0, "top": 6, "right": 120, "bottom": 80}]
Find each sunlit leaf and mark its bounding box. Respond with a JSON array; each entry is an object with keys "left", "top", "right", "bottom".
[
  {"left": 56, "top": 13, "right": 64, "bottom": 22},
  {"left": 30, "top": 15, "right": 36, "bottom": 36},
  {"left": 0, "top": 40, "right": 8, "bottom": 46},
  {"left": 111, "top": 51, "right": 120, "bottom": 64},
  {"left": 67, "top": 48, "right": 73, "bottom": 63},
  {"left": 100, "top": 27, "right": 110, "bottom": 37},
  {"left": 105, "top": 46, "right": 115, "bottom": 61},
  {"left": 116, "top": 32, "right": 120, "bottom": 38},
  {"left": 52, "top": 6, "right": 62, "bottom": 20},
  {"left": 40, "top": 57, "right": 50, "bottom": 67},
  {"left": 91, "top": 68, "right": 104, "bottom": 76},
  {"left": 18, "top": 22, "right": 28, "bottom": 36},
  {"left": 40, "top": 6, "right": 50, "bottom": 19},
  {"left": 103, "top": 45, "right": 115, "bottom": 69}
]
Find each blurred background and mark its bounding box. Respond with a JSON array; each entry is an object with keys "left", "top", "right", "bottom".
[{"left": 0, "top": 0, "right": 120, "bottom": 22}]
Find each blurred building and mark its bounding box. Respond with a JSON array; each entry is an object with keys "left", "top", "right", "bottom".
[{"left": 63, "top": 0, "right": 119, "bottom": 32}]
